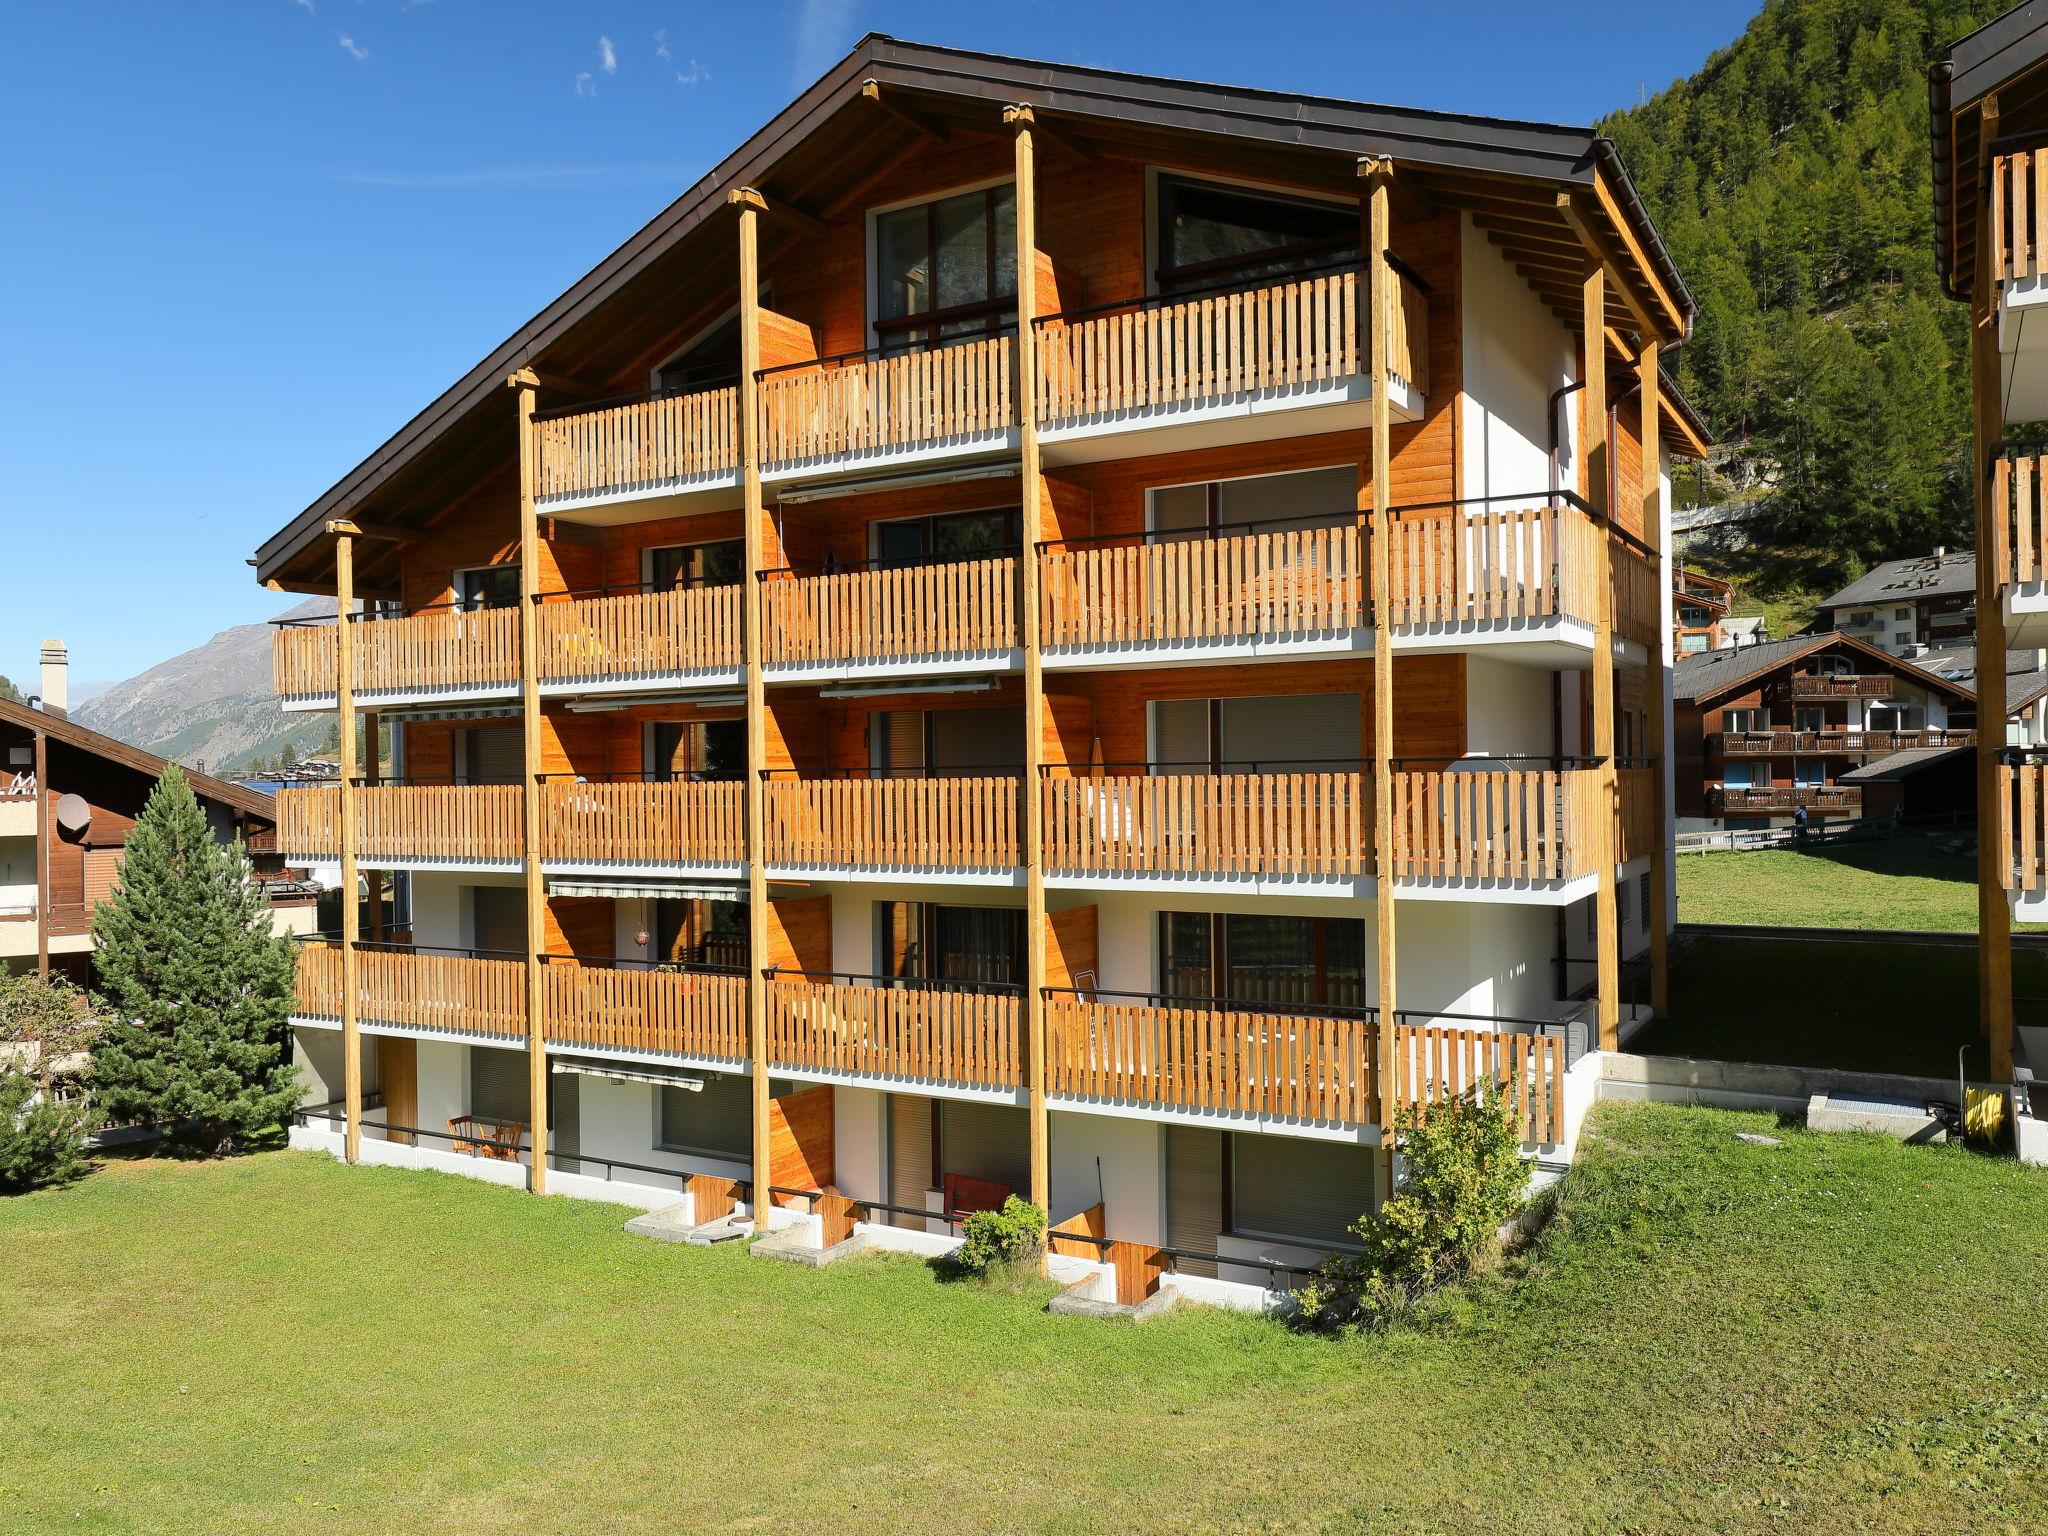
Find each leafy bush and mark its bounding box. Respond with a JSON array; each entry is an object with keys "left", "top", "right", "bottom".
[
  {"left": 1295, "top": 1087, "right": 1527, "bottom": 1333},
  {"left": 953, "top": 1195, "right": 1046, "bottom": 1275},
  {"left": 0, "top": 970, "right": 104, "bottom": 1087},
  {"left": 0, "top": 1067, "right": 93, "bottom": 1193}
]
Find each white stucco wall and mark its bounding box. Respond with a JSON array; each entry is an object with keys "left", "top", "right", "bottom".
[
  {"left": 568, "top": 1073, "right": 748, "bottom": 1187},
  {"left": 407, "top": 872, "right": 468, "bottom": 951},
  {"left": 415, "top": 1039, "right": 467, "bottom": 1135},
  {"left": 832, "top": 1084, "right": 887, "bottom": 1202},
  {"left": 1049, "top": 1109, "right": 1163, "bottom": 1242},
  {"left": 1462, "top": 654, "right": 1555, "bottom": 758},
  {"left": 1394, "top": 900, "right": 1556, "bottom": 1025},
  {"left": 1461, "top": 212, "right": 1578, "bottom": 505}
]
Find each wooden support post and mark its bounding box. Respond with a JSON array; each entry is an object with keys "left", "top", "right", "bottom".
[
  {"left": 1640, "top": 341, "right": 1671, "bottom": 1018},
  {"left": 510, "top": 371, "right": 549, "bottom": 1194},
  {"left": 332, "top": 525, "right": 362, "bottom": 1164},
  {"left": 1583, "top": 266, "right": 1621, "bottom": 1051},
  {"left": 1009, "top": 104, "right": 1051, "bottom": 1216},
  {"left": 1364, "top": 157, "right": 1398, "bottom": 1166},
  {"left": 1974, "top": 99, "right": 2015, "bottom": 1082},
  {"left": 732, "top": 187, "right": 774, "bottom": 1226},
  {"left": 33, "top": 728, "right": 47, "bottom": 977}
]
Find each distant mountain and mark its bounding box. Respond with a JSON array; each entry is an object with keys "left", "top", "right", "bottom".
[{"left": 74, "top": 599, "right": 338, "bottom": 777}]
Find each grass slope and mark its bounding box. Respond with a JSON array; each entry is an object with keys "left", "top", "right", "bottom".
[
  {"left": 3, "top": 1103, "right": 2046, "bottom": 1535},
  {"left": 1676, "top": 832, "right": 1987, "bottom": 931}
]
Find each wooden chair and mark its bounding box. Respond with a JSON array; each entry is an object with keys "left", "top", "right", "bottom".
[
  {"left": 448, "top": 1114, "right": 526, "bottom": 1161},
  {"left": 941, "top": 1172, "right": 1013, "bottom": 1223}
]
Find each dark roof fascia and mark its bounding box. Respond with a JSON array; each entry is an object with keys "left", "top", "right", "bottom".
[
  {"left": 1931, "top": 2, "right": 2048, "bottom": 302},
  {"left": 0, "top": 699, "right": 276, "bottom": 820},
  {"left": 256, "top": 35, "right": 1696, "bottom": 583}
]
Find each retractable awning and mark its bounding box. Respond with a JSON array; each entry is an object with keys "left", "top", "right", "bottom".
[{"left": 549, "top": 1055, "right": 717, "bottom": 1089}]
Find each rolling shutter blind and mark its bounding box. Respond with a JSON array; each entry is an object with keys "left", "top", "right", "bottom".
[
  {"left": 1151, "top": 699, "right": 1209, "bottom": 774},
  {"left": 939, "top": 1100, "right": 1030, "bottom": 1197},
  {"left": 1230, "top": 1134, "right": 1374, "bottom": 1248},
  {"left": 1217, "top": 465, "right": 1354, "bottom": 532},
  {"left": 930, "top": 707, "right": 1026, "bottom": 773},
  {"left": 872, "top": 712, "right": 925, "bottom": 776},
  {"left": 461, "top": 726, "right": 523, "bottom": 786},
  {"left": 889, "top": 1093, "right": 933, "bottom": 1230},
  {"left": 84, "top": 847, "right": 124, "bottom": 909},
  {"left": 660, "top": 1074, "right": 750, "bottom": 1158},
  {"left": 1165, "top": 1125, "right": 1223, "bottom": 1278},
  {"left": 468, "top": 1046, "right": 530, "bottom": 1124},
  {"left": 1219, "top": 694, "right": 1360, "bottom": 770}
]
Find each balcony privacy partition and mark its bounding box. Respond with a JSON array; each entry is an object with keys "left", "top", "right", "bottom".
[{"left": 1996, "top": 444, "right": 2048, "bottom": 587}]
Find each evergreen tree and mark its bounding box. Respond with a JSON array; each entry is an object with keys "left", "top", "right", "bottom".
[{"left": 90, "top": 767, "right": 299, "bottom": 1154}]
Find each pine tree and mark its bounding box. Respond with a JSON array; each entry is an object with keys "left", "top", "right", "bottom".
[{"left": 89, "top": 767, "right": 299, "bottom": 1154}]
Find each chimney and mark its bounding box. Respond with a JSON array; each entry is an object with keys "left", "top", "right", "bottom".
[
  {"left": 38, "top": 639, "right": 67, "bottom": 719},
  {"left": 1933, "top": 545, "right": 1946, "bottom": 559}
]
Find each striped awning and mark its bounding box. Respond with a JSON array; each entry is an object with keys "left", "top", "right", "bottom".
[
  {"left": 379, "top": 702, "right": 520, "bottom": 723},
  {"left": 545, "top": 876, "right": 746, "bottom": 902}
]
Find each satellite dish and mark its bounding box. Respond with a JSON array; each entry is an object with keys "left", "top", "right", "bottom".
[{"left": 55, "top": 793, "right": 90, "bottom": 835}]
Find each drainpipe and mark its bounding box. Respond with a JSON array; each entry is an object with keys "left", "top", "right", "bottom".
[{"left": 1548, "top": 379, "right": 1586, "bottom": 495}]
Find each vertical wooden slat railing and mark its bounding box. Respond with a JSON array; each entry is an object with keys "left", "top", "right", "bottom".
[
  {"left": 1039, "top": 525, "right": 1368, "bottom": 648},
  {"left": 2003, "top": 762, "right": 2048, "bottom": 893},
  {"left": 763, "top": 976, "right": 1022, "bottom": 1088},
  {"left": 762, "top": 776, "right": 1022, "bottom": 869},
  {"left": 1617, "top": 767, "right": 1656, "bottom": 866},
  {"left": 1040, "top": 772, "right": 1372, "bottom": 876},
  {"left": 277, "top": 784, "right": 523, "bottom": 863},
  {"left": 1388, "top": 266, "right": 1430, "bottom": 396},
  {"left": 761, "top": 557, "right": 1018, "bottom": 664},
  {"left": 756, "top": 336, "right": 1014, "bottom": 468},
  {"left": 1388, "top": 767, "right": 1601, "bottom": 883},
  {"left": 1033, "top": 269, "right": 1367, "bottom": 424},
  {"left": 542, "top": 964, "right": 747, "bottom": 1061},
  {"left": 1385, "top": 503, "right": 1604, "bottom": 630},
  {"left": 1387, "top": 1022, "right": 1565, "bottom": 1143},
  {"left": 273, "top": 607, "right": 522, "bottom": 700},
  {"left": 536, "top": 585, "right": 742, "bottom": 683},
  {"left": 1043, "top": 994, "right": 1378, "bottom": 1124},
  {"left": 1993, "top": 148, "right": 2048, "bottom": 291},
  {"left": 1995, "top": 449, "right": 2048, "bottom": 588},
  {"left": 540, "top": 779, "right": 746, "bottom": 866},
  {"left": 532, "top": 386, "right": 740, "bottom": 499},
  {"left": 293, "top": 943, "right": 526, "bottom": 1041}
]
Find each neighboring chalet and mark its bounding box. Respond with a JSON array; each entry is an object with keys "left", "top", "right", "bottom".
[
  {"left": 1, "top": 643, "right": 313, "bottom": 981},
  {"left": 1816, "top": 549, "right": 1975, "bottom": 657},
  {"left": 254, "top": 36, "right": 1709, "bottom": 1302},
  {"left": 1672, "top": 633, "right": 1982, "bottom": 831},
  {"left": 1673, "top": 566, "right": 1732, "bottom": 657}
]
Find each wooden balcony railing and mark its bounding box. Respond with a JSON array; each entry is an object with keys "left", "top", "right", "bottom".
[
  {"left": 1706, "top": 785, "right": 1862, "bottom": 814},
  {"left": 542, "top": 963, "right": 746, "bottom": 1061},
  {"left": 1781, "top": 675, "right": 1892, "bottom": 700},
  {"left": 1610, "top": 541, "right": 1661, "bottom": 650},
  {"left": 1041, "top": 772, "right": 1371, "bottom": 877},
  {"left": 540, "top": 779, "right": 745, "bottom": 865},
  {"left": 762, "top": 557, "right": 1018, "bottom": 665},
  {"left": 1388, "top": 767, "right": 1597, "bottom": 883},
  {"left": 1715, "top": 728, "right": 1976, "bottom": 756},
  {"left": 532, "top": 386, "right": 740, "bottom": 500},
  {"left": 762, "top": 776, "right": 1022, "bottom": 869},
  {"left": 293, "top": 943, "right": 525, "bottom": 1041},
  {"left": 2003, "top": 762, "right": 2048, "bottom": 892},
  {"left": 273, "top": 607, "right": 521, "bottom": 701},
  {"left": 277, "top": 784, "right": 522, "bottom": 863},
  {"left": 1384, "top": 503, "right": 1603, "bottom": 630},
  {"left": 1617, "top": 766, "right": 1656, "bottom": 866},
  {"left": 763, "top": 975, "right": 1021, "bottom": 1088},
  {"left": 536, "top": 585, "right": 742, "bottom": 682},
  {"left": 1386, "top": 1022, "right": 1565, "bottom": 1143},
  {"left": 1044, "top": 993, "right": 1379, "bottom": 1124},
  {"left": 1038, "top": 524, "right": 1367, "bottom": 648},
  {"left": 1995, "top": 447, "right": 2048, "bottom": 587},
  {"left": 757, "top": 336, "right": 1015, "bottom": 469},
  {"left": 1992, "top": 147, "right": 2048, "bottom": 291}
]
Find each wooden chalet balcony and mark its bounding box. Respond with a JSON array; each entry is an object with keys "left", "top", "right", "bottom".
[
  {"left": 763, "top": 973, "right": 1022, "bottom": 1089},
  {"left": 540, "top": 778, "right": 746, "bottom": 866},
  {"left": 1388, "top": 765, "right": 1598, "bottom": 883},
  {"left": 761, "top": 556, "right": 1019, "bottom": 668},
  {"left": 1039, "top": 522, "right": 1367, "bottom": 650},
  {"left": 1040, "top": 771, "right": 1372, "bottom": 878},
  {"left": 2003, "top": 761, "right": 2048, "bottom": 893},
  {"left": 1994, "top": 147, "right": 2048, "bottom": 297},
  {"left": 1715, "top": 728, "right": 1976, "bottom": 757},
  {"left": 1705, "top": 785, "right": 1862, "bottom": 814},
  {"left": 756, "top": 335, "right": 1015, "bottom": 472},
  {"left": 1032, "top": 265, "right": 1424, "bottom": 428},
  {"left": 277, "top": 783, "right": 521, "bottom": 864},
  {"left": 294, "top": 942, "right": 748, "bottom": 1061},
  {"left": 1386, "top": 1020, "right": 1565, "bottom": 1143},
  {"left": 1780, "top": 675, "right": 1892, "bottom": 701},
  {"left": 272, "top": 585, "right": 742, "bottom": 703},
  {"left": 532, "top": 386, "right": 740, "bottom": 502},
  {"left": 1996, "top": 445, "right": 2048, "bottom": 590},
  {"left": 762, "top": 774, "right": 1022, "bottom": 871}
]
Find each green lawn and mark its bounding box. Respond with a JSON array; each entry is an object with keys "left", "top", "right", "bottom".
[
  {"left": 1676, "top": 830, "right": 1989, "bottom": 931},
  {"left": 4, "top": 1103, "right": 2047, "bottom": 1534}
]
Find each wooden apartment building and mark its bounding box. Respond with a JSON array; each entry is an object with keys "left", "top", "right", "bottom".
[{"left": 255, "top": 37, "right": 1706, "bottom": 1296}]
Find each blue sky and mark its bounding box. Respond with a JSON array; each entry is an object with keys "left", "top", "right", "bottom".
[{"left": 0, "top": 0, "right": 1759, "bottom": 690}]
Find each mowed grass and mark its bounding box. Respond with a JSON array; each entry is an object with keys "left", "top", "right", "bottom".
[
  {"left": 4, "top": 1104, "right": 2047, "bottom": 1536},
  {"left": 1675, "top": 830, "right": 1988, "bottom": 931}
]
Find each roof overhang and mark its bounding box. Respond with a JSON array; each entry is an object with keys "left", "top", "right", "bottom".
[{"left": 1931, "top": 2, "right": 2048, "bottom": 303}]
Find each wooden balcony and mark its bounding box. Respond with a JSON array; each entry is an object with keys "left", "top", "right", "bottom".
[
  {"left": 1780, "top": 675, "right": 1892, "bottom": 701},
  {"left": 294, "top": 942, "right": 526, "bottom": 1042},
  {"left": 763, "top": 974, "right": 1021, "bottom": 1089},
  {"left": 1715, "top": 728, "right": 1976, "bottom": 757},
  {"left": 1705, "top": 785, "right": 1862, "bottom": 814},
  {"left": 757, "top": 336, "right": 1015, "bottom": 472},
  {"left": 532, "top": 386, "right": 740, "bottom": 502},
  {"left": 1387, "top": 767, "right": 1599, "bottom": 883},
  {"left": 1039, "top": 523, "right": 1366, "bottom": 651},
  {"left": 1994, "top": 148, "right": 2048, "bottom": 294},
  {"left": 1032, "top": 265, "right": 1424, "bottom": 430},
  {"left": 2003, "top": 762, "right": 2048, "bottom": 893},
  {"left": 540, "top": 778, "right": 745, "bottom": 866},
  {"left": 272, "top": 585, "right": 741, "bottom": 703},
  {"left": 763, "top": 775, "right": 1022, "bottom": 871},
  {"left": 1386, "top": 1022, "right": 1565, "bottom": 1143},
  {"left": 1040, "top": 772, "right": 1371, "bottom": 878},
  {"left": 761, "top": 557, "right": 1018, "bottom": 669},
  {"left": 1996, "top": 446, "right": 2048, "bottom": 590}
]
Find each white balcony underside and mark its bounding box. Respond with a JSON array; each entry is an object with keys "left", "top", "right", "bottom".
[
  {"left": 2000, "top": 280, "right": 2048, "bottom": 425},
  {"left": 763, "top": 650, "right": 1022, "bottom": 687},
  {"left": 1045, "top": 1092, "right": 1381, "bottom": 1145},
  {"left": 279, "top": 853, "right": 745, "bottom": 881},
  {"left": 1038, "top": 375, "right": 1417, "bottom": 467},
  {"left": 280, "top": 668, "right": 746, "bottom": 714},
  {"left": 762, "top": 428, "right": 1020, "bottom": 487},
  {"left": 2004, "top": 586, "right": 2048, "bottom": 651},
  {"left": 765, "top": 862, "right": 1026, "bottom": 889},
  {"left": 291, "top": 1012, "right": 749, "bottom": 1073},
  {"left": 536, "top": 471, "right": 743, "bottom": 524}
]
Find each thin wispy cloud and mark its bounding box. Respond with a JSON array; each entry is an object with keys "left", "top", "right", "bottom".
[
  {"left": 656, "top": 29, "right": 709, "bottom": 85},
  {"left": 334, "top": 163, "right": 693, "bottom": 190},
  {"left": 598, "top": 35, "right": 617, "bottom": 74},
  {"left": 337, "top": 32, "right": 368, "bottom": 62},
  {"left": 792, "top": 0, "right": 856, "bottom": 90},
  {"left": 574, "top": 71, "right": 596, "bottom": 97},
  {"left": 655, "top": 30, "right": 672, "bottom": 65},
  {"left": 293, "top": 0, "right": 315, "bottom": 14}
]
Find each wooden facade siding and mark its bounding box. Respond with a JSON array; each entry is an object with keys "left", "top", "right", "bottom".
[
  {"left": 541, "top": 964, "right": 747, "bottom": 1060},
  {"left": 762, "top": 976, "right": 1022, "bottom": 1088},
  {"left": 1040, "top": 771, "right": 1372, "bottom": 876},
  {"left": 1387, "top": 768, "right": 1596, "bottom": 883},
  {"left": 757, "top": 334, "right": 1014, "bottom": 468},
  {"left": 761, "top": 555, "right": 1019, "bottom": 663},
  {"left": 539, "top": 778, "right": 746, "bottom": 865},
  {"left": 1617, "top": 766, "right": 1656, "bottom": 866},
  {"left": 762, "top": 776, "right": 1023, "bottom": 869},
  {"left": 295, "top": 943, "right": 526, "bottom": 1041},
  {"left": 536, "top": 584, "right": 743, "bottom": 680},
  {"left": 1043, "top": 994, "right": 1378, "bottom": 1124},
  {"left": 1039, "top": 524, "right": 1367, "bottom": 647},
  {"left": 1386, "top": 1023, "right": 1564, "bottom": 1143},
  {"left": 532, "top": 386, "right": 740, "bottom": 499}
]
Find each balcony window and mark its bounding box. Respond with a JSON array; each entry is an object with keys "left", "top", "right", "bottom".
[
  {"left": 871, "top": 506, "right": 1021, "bottom": 566},
  {"left": 1155, "top": 174, "right": 1359, "bottom": 293},
  {"left": 873, "top": 183, "right": 1016, "bottom": 350},
  {"left": 455, "top": 564, "right": 520, "bottom": 612},
  {"left": 1795, "top": 761, "right": 1826, "bottom": 788},
  {"left": 877, "top": 900, "right": 1023, "bottom": 989},
  {"left": 1680, "top": 634, "right": 1708, "bottom": 654},
  {"left": 1149, "top": 464, "right": 1355, "bottom": 542},
  {"left": 653, "top": 896, "right": 748, "bottom": 970},
  {"left": 1150, "top": 693, "right": 1361, "bottom": 775},
  {"left": 1158, "top": 912, "right": 1369, "bottom": 1013},
  {"left": 658, "top": 1073, "right": 755, "bottom": 1159},
  {"left": 455, "top": 725, "right": 522, "bottom": 786},
  {"left": 650, "top": 719, "right": 745, "bottom": 782},
  {"left": 655, "top": 309, "right": 743, "bottom": 394},
  {"left": 1723, "top": 708, "right": 1767, "bottom": 734},
  {"left": 648, "top": 539, "right": 743, "bottom": 589},
  {"left": 869, "top": 706, "right": 1025, "bottom": 779},
  {"left": 1230, "top": 1132, "right": 1373, "bottom": 1248},
  {"left": 1794, "top": 707, "right": 1825, "bottom": 733}
]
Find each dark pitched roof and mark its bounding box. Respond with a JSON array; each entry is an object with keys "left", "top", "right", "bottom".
[
  {"left": 1816, "top": 551, "right": 1975, "bottom": 609},
  {"left": 0, "top": 698, "right": 275, "bottom": 822},
  {"left": 1840, "top": 745, "right": 1972, "bottom": 783},
  {"left": 1931, "top": 1, "right": 2048, "bottom": 300},
  {"left": 1915, "top": 643, "right": 2048, "bottom": 715},
  {"left": 1670, "top": 631, "right": 1978, "bottom": 708}
]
